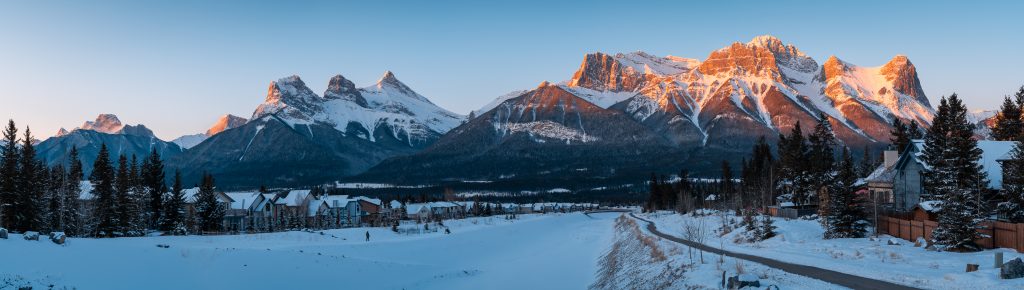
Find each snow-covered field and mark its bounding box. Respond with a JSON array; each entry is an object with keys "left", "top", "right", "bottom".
[
  {"left": 642, "top": 211, "right": 1024, "bottom": 290},
  {"left": 0, "top": 213, "right": 617, "bottom": 290}
]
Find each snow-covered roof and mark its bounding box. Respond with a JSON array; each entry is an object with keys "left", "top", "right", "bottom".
[
  {"left": 321, "top": 195, "right": 357, "bottom": 208},
  {"left": 406, "top": 203, "right": 430, "bottom": 215},
  {"left": 275, "top": 190, "right": 310, "bottom": 206},
  {"left": 389, "top": 200, "right": 402, "bottom": 209},
  {"left": 705, "top": 194, "right": 718, "bottom": 201},
  {"left": 355, "top": 196, "right": 381, "bottom": 205},
  {"left": 181, "top": 187, "right": 201, "bottom": 203},
  {"left": 252, "top": 193, "right": 276, "bottom": 211},
  {"left": 307, "top": 199, "right": 328, "bottom": 217},
  {"left": 864, "top": 163, "right": 898, "bottom": 184},
  {"left": 224, "top": 191, "right": 259, "bottom": 210}
]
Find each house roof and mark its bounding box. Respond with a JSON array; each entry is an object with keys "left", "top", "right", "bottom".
[
  {"left": 224, "top": 191, "right": 260, "bottom": 210},
  {"left": 307, "top": 199, "right": 328, "bottom": 217},
  {"left": 355, "top": 196, "right": 382, "bottom": 205},
  {"left": 275, "top": 190, "right": 310, "bottom": 206},
  {"left": 322, "top": 194, "right": 363, "bottom": 209}
]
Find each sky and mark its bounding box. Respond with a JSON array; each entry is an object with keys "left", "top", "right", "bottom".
[{"left": 2, "top": 0, "right": 1023, "bottom": 140}]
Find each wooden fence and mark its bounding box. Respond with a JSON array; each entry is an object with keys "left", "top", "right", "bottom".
[{"left": 878, "top": 216, "right": 1024, "bottom": 252}]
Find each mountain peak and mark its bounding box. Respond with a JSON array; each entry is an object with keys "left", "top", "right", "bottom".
[
  {"left": 81, "top": 114, "right": 124, "bottom": 134},
  {"left": 746, "top": 35, "right": 783, "bottom": 48},
  {"left": 880, "top": 54, "right": 927, "bottom": 103},
  {"left": 55, "top": 127, "right": 69, "bottom": 137},
  {"left": 537, "top": 80, "right": 552, "bottom": 88},
  {"left": 205, "top": 114, "right": 248, "bottom": 136},
  {"left": 378, "top": 70, "right": 398, "bottom": 84},
  {"left": 325, "top": 74, "right": 368, "bottom": 107},
  {"left": 822, "top": 55, "right": 851, "bottom": 80}
]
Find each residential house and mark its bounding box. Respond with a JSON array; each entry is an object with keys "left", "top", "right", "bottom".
[{"left": 872, "top": 140, "right": 1015, "bottom": 212}]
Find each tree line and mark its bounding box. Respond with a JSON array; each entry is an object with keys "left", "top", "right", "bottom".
[{"left": 0, "top": 120, "right": 224, "bottom": 237}]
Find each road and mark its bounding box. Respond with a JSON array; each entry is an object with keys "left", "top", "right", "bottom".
[{"left": 630, "top": 213, "right": 921, "bottom": 290}]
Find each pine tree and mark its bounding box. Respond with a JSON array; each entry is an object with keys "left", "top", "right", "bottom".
[
  {"left": 826, "top": 148, "right": 868, "bottom": 239},
  {"left": 759, "top": 213, "right": 776, "bottom": 240},
  {"left": 808, "top": 114, "right": 837, "bottom": 206},
  {"left": 114, "top": 154, "right": 136, "bottom": 235},
  {"left": 908, "top": 121, "right": 923, "bottom": 140},
  {"left": 47, "top": 165, "right": 66, "bottom": 233},
  {"left": 927, "top": 94, "right": 989, "bottom": 251},
  {"left": 142, "top": 148, "right": 165, "bottom": 228},
  {"left": 0, "top": 120, "right": 18, "bottom": 230},
  {"left": 720, "top": 160, "right": 734, "bottom": 202},
  {"left": 160, "top": 170, "right": 186, "bottom": 234},
  {"left": 858, "top": 146, "right": 878, "bottom": 177},
  {"left": 778, "top": 122, "right": 810, "bottom": 205},
  {"left": 890, "top": 118, "right": 910, "bottom": 153},
  {"left": 998, "top": 141, "right": 1024, "bottom": 222},
  {"left": 13, "top": 127, "right": 41, "bottom": 232},
  {"left": 91, "top": 144, "right": 118, "bottom": 237},
  {"left": 646, "top": 173, "right": 661, "bottom": 211},
  {"left": 194, "top": 173, "right": 224, "bottom": 233},
  {"left": 992, "top": 96, "right": 1023, "bottom": 141},
  {"left": 63, "top": 146, "right": 83, "bottom": 236}
]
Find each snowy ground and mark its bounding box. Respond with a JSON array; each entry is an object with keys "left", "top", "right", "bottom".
[
  {"left": 592, "top": 214, "right": 847, "bottom": 290},
  {"left": 0, "top": 213, "right": 617, "bottom": 290},
  {"left": 642, "top": 211, "right": 1024, "bottom": 290}
]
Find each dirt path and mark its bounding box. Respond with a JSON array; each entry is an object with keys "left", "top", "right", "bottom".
[{"left": 630, "top": 213, "right": 921, "bottom": 290}]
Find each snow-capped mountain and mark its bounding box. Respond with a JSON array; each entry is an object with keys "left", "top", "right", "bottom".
[
  {"left": 562, "top": 36, "right": 935, "bottom": 151},
  {"left": 37, "top": 114, "right": 183, "bottom": 175},
  {"left": 252, "top": 72, "right": 463, "bottom": 147},
  {"left": 58, "top": 114, "right": 159, "bottom": 138},
  {"left": 168, "top": 72, "right": 462, "bottom": 187},
  {"left": 360, "top": 36, "right": 939, "bottom": 181},
  {"left": 171, "top": 114, "right": 248, "bottom": 149}
]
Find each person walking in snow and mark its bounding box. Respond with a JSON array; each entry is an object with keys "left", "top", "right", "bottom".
[{"left": 365, "top": 231, "right": 370, "bottom": 241}]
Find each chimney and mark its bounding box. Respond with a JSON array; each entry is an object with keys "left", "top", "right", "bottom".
[{"left": 883, "top": 150, "right": 899, "bottom": 168}]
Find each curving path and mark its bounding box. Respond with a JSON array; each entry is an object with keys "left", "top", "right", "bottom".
[{"left": 630, "top": 213, "right": 921, "bottom": 290}]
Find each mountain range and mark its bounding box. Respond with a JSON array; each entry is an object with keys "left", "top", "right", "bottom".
[
  {"left": 37, "top": 114, "right": 184, "bottom": 176},
  {"left": 360, "top": 35, "right": 936, "bottom": 182},
  {"left": 36, "top": 36, "right": 943, "bottom": 188}
]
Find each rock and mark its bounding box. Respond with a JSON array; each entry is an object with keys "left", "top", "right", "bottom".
[
  {"left": 887, "top": 238, "right": 901, "bottom": 246},
  {"left": 0, "top": 228, "right": 7, "bottom": 239},
  {"left": 49, "top": 232, "right": 66, "bottom": 245},
  {"left": 23, "top": 231, "right": 40, "bottom": 241},
  {"left": 726, "top": 274, "right": 761, "bottom": 289},
  {"left": 966, "top": 264, "right": 979, "bottom": 272},
  {"left": 1001, "top": 258, "right": 1024, "bottom": 279}
]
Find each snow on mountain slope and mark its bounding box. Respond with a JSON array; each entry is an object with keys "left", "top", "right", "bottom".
[
  {"left": 477, "top": 35, "right": 937, "bottom": 149},
  {"left": 252, "top": 72, "right": 464, "bottom": 147},
  {"left": 62, "top": 114, "right": 159, "bottom": 138}
]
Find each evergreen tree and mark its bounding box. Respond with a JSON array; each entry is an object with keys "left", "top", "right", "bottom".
[
  {"left": 807, "top": 114, "right": 837, "bottom": 206},
  {"left": 114, "top": 154, "right": 137, "bottom": 235},
  {"left": 778, "top": 122, "right": 810, "bottom": 205},
  {"left": 858, "top": 146, "right": 878, "bottom": 177},
  {"left": 992, "top": 96, "right": 1023, "bottom": 141},
  {"left": 90, "top": 144, "right": 118, "bottom": 236},
  {"left": 646, "top": 173, "right": 661, "bottom": 211},
  {"left": 194, "top": 173, "right": 224, "bottom": 232},
  {"left": 825, "top": 148, "right": 868, "bottom": 239},
  {"left": 63, "top": 146, "right": 83, "bottom": 236},
  {"left": 47, "top": 165, "right": 66, "bottom": 233},
  {"left": 998, "top": 141, "right": 1024, "bottom": 222},
  {"left": 926, "top": 94, "right": 989, "bottom": 251},
  {"left": 142, "top": 148, "right": 165, "bottom": 228},
  {"left": 12, "top": 127, "right": 41, "bottom": 232},
  {"left": 720, "top": 160, "right": 734, "bottom": 201},
  {"left": 160, "top": 170, "right": 186, "bottom": 234},
  {"left": 0, "top": 120, "right": 17, "bottom": 230},
  {"left": 908, "top": 121, "right": 924, "bottom": 140},
  {"left": 759, "top": 214, "right": 776, "bottom": 240},
  {"left": 890, "top": 118, "right": 910, "bottom": 153}
]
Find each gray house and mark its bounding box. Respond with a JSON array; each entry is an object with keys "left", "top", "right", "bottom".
[{"left": 868, "top": 139, "right": 1015, "bottom": 212}]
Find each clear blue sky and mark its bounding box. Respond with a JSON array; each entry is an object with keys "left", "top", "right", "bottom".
[{"left": 2, "top": 0, "right": 1022, "bottom": 140}]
